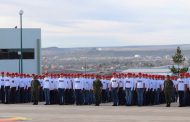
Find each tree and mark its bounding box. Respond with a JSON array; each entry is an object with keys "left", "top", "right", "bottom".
[{"left": 170, "top": 46, "right": 188, "bottom": 75}]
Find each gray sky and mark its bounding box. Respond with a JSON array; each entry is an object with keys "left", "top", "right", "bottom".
[{"left": 1, "top": 0, "right": 190, "bottom": 48}]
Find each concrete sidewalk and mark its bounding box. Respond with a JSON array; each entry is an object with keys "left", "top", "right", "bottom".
[{"left": 0, "top": 103, "right": 189, "bottom": 122}]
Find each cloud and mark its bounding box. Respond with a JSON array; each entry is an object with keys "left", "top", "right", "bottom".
[{"left": 1, "top": 0, "right": 190, "bottom": 47}]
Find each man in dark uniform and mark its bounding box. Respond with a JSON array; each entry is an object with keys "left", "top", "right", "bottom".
[
  {"left": 164, "top": 75, "right": 173, "bottom": 107},
  {"left": 93, "top": 75, "right": 103, "bottom": 106},
  {"left": 31, "top": 75, "right": 40, "bottom": 105}
]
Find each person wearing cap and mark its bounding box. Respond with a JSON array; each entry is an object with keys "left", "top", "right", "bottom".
[
  {"left": 10, "top": 73, "right": 18, "bottom": 104},
  {"left": 4, "top": 73, "right": 11, "bottom": 104},
  {"left": 93, "top": 75, "right": 103, "bottom": 106},
  {"left": 142, "top": 74, "right": 149, "bottom": 105},
  {"left": 26, "top": 74, "right": 32, "bottom": 103},
  {"left": 101, "top": 76, "right": 109, "bottom": 103},
  {"left": 155, "top": 76, "right": 162, "bottom": 105},
  {"left": 135, "top": 73, "right": 145, "bottom": 106},
  {"left": 83, "top": 75, "right": 91, "bottom": 105},
  {"left": 164, "top": 75, "right": 173, "bottom": 107},
  {"left": 49, "top": 75, "right": 56, "bottom": 105},
  {"left": 18, "top": 74, "right": 27, "bottom": 103},
  {"left": 160, "top": 76, "right": 166, "bottom": 104},
  {"left": 185, "top": 73, "right": 190, "bottom": 106},
  {"left": 89, "top": 74, "right": 96, "bottom": 104},
  {"left": 31, "top": 75, "right": 40, "bottom": 105},
  {"left": 117, "top": 74, "right": 125, "bottom": 105},
  {"left": 0, "top": 72, "right": 5, "bottom": 103},
  {"left": 73, "top": 74, "right": 84, "bottom": 105},
  {"left": 43, "top": 77, "right": 51, "bottom": 105},
  {"left": 110, "top": 74, "right": 119, "bottom": 106},
  {"left": 176, "top": 74, "right": 187, "bottom": 107},
  {"left": 149, "top": 75, "right": 156, "bottom": 105},
  {"left": 39, "top": 76, "right": 44, "bottom": 102},
  {"left": 67, "top": 74, "right": 74, "bottom": 105},
  {"left": 123, "top": 74, "right": 134, "bottom": 106},
  {"left": 57, "top": 74, "right": 67, "bottom": 105}
]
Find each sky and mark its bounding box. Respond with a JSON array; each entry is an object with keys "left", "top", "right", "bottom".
[{"left": 1, "top": 0, "right": 190, "bottom": 48}]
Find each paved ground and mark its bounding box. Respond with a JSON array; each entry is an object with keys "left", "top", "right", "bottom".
[{"left": 0, "top": 102, "right": 190, "bottom": 122}]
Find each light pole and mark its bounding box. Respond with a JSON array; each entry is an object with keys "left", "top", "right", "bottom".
[
  {"left": 18, "top": 51, "right": 21, "bottom": 73},
  {"left": 19, "top": 10, "right": 24, "bottom": 73}
]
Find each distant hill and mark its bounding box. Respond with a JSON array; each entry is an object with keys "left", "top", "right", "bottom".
[{"left": 42, "top": 44, "right": 190, "bottom": 57}]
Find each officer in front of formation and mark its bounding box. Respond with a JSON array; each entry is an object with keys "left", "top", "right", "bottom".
[
  {"left": 31, "top": 75, "right": 40, "bottom": 105},
  {"left": 164, "top": 75, "right": 173, "bottom": 107},
  {"left": 93, "top": 75, "right": 103, "bottom": 106}
]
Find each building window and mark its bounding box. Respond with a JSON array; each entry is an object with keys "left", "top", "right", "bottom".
[{"left": 0, "top": 49, "right": 34, "bottom": 60}]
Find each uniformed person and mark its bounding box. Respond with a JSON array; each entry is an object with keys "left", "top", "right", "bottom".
[
  {"left": 93, "top": 75, "right": 103, "bottom": 106},
  {"left": 0, "top": 72, "right": 5, "bottom": 103},
  {"left": 118, "top": 74, "right": 125, "bottom": 105},
  {"left": 73, "top": 74, "right": 84, "bottom": 105},
  {"left": 101, "top": 76, "right": 109, "bottom": 103},
  {"left": 10, "top": 73, "right": 17, "bottom": 104},
  {"left": 123, "top": 74, "right": 134, "bottom": 106},
  {"left": 110, "top": 74, "right": 119, "bottom": 106},
  {"left": 84, "top": 75, "right": 91, "bottom": 105},
  {"left": 164, "top": 75, "right": 173, "bottom": 107},
  {"left": 43, "top": 77, "right": 51, "bottom": 105},
  {"left": 4, "top": 73, "right": 11, "bottom": 104},
  {"left": 31, "top": 75, "right": 40, "bottom": 105},
  {"left": 176, "top": 74, "right": 187, "bottom": 107},
  {"left": 57, "top": 74, "right": 67, "bottom": 105},
  {"left": 135, "top": 73, "right": 145, "bottom": 106}
]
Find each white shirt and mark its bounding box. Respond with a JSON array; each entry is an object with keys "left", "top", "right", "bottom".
[
  {"left": 67, "top": 78, "right": 73, "bottom": 89},
  {"left": 123, "top": 78, "right": 134, "bottom": 90},
  {"left": 0, "top": 76, "right": 5, "bottom": 86},
  {"left": 136, "top": 78, "right": 144, "bottom": 88},
  {"left": 10, "top": 77, "right": 18, "bottom": 88},
  {"left": 4, "top": 77, "right": 11, "bottom": 87},
  {"left": 26, "top": 78, "right": 32, "bottom": 88},
  {"left": 156, "top": 80, "right": 162, "bottom": 90},
  {"left": 43, "top": 77, "right": 50, "bottom": 89},
  {"left": 149, "top": 79, "right": 156, "bottom": 90},
  {"left": 83, "top": 78, "right": 91, "bottom": 90},
  {"left": 177, "top": 78, "right": 186, "bottom": 91},
  {"left": 144, "top": 78, "right": 149, "bottom": 91},
  {"left": 19, "top": 78, "right": 26, "bottom": 88},
  {"left": 58, "top": 77, "right": 68, "bottom": 89},
  {"left": 101, "top": 79, "right": 108, "bottom": 90},
  {"left": 118, "top": 78, "right": 124, "bottom": 88},
  {"left": 110, "top": 77, "right": 119, "bottom": 88},
  {"left": 49, "top": 78, "right": 55, "bottom": 90},
  {"left": 89, "top": 78, "right": 94, "bottom": 90},
  {"left": 73, "top": 78, "right": 84, "bottom": 90}
]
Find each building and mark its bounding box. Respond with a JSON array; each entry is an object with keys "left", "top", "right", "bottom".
[{"left": 0, "top": 28, "right": 41, "bottom": 74}]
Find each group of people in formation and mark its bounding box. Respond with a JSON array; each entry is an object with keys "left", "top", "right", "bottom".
[{"left": 0, "top": 71, "right": 190, "bottom": 107}]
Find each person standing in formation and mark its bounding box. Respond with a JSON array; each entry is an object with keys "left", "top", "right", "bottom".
[
  {"left": 73, "top": 74, "right": 84, "bottom": 105},
  {"left": 93, "top": 75, "right": 103, "bottom": 106},
  {"left": 57, "top": 74, "right": 67, "bottom": 105},
  {"left": 164, "top": 75, "right": 173, "bottom": 107},
  {"left": 31, "top": 75, "right": 40, "bottom": 105},
  {"left": 124, "top": 74, "right": 134, "bottom": 106},
  {"left": 110, "top": 74, "right": 119, "bottom": 106},
  {"left": 43, "top": 77, "right": 50, "bottom": 105},
  {"left": 0, "top": 72, "right": 5, "bottom": 103},
  {"left": 135, "top": 73, "right": 145, "bottom": 106},
  {"left": 176, "top": 74, "right": 187, "bottom": 107}
]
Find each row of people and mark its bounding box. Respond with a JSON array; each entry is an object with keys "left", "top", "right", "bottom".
[{"left": 0, "top": 72, "right": 190, "bottom": 107}]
